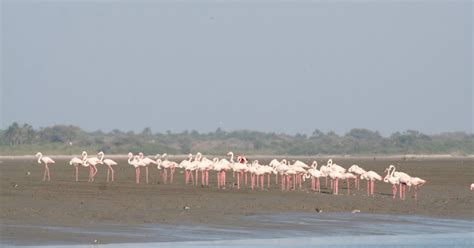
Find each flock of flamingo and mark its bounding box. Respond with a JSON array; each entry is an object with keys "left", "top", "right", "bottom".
[{"left": 33, "top": 151, "right": 438, "bottom": 200}]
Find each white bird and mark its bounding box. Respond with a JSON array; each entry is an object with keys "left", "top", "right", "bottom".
[
  {"left": 82, "top": 151, "right": 103, "bottom": 182},
  {"left": 98, "top": 151, "right": 118, "bottom": 183},
  {"left": 361, "top": 171, "right": 382, "bottom": 197},
  {"left": 138, "top": 152, "right": 157, "bottom": 184},
  {"left": 348, "top": 164, "right": 367, "bottom": 190},
  {"left": 305, "top": 161, "right": 322, "bottom": 192},
  {"left": 128, "top": 152, "right": 145, "bottom": 184},
  {"left": 35, "top": 152, "right": 55, "bottom": 181},
  {"left": 157, "top": 153, "right": 178, "bottom": 184},
  {"left": 383, "top": 167, "right": 400, "bottom": 199},
  {"left": 386, "top": 165, "right": 411, "bottom": 200},
  {"left": 69, "top": 157, "right": 84, "bottom": 182}
]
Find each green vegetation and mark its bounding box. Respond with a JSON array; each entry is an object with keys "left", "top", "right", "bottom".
[{"left": 0, "top": 123, "right": 472, "bottom": 156}]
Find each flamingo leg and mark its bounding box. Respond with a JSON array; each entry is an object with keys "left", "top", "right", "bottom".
[
  {"left": 237, "top": 172, "right": 240, "bottom": 189},
  {"left": 251, "top": 174, "right": 255, "bottom": 190},
  {"left": 107, "top": 168, "right": 110, "bottom": 183},
  {"left": 367, "top": 181, "right": 370, "bottom": 196},
  {"left": 135, "top": 168, "right": 140, "bottom": 184},
  {"left": 347, "top": 179, "right": 350, "bottom": 195},
  {"left": 75, "top": 166, "right": 79, "bottom": 182},
  {"left": 146, "top": 167, "right": 149, "bottom": 184},
  {"left": 111, "top": 166, "right": 115, "bottom": 182}
]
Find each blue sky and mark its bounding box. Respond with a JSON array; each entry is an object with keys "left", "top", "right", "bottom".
[{"left": 1, "top": 1, "right": 472, "bottom": 135}]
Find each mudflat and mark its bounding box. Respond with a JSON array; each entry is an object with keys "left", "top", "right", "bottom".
[{"left": 0, "top": 156, "right": 473, "bottom": 244}]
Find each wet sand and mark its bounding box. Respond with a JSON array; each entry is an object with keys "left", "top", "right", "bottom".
[{"left": 1, "top": 156, "right": 473, "bottom": 244}]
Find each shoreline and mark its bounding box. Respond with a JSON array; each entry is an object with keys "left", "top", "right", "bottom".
[{"left": 2, "top": 154, "right": 474, "bottom": 160}]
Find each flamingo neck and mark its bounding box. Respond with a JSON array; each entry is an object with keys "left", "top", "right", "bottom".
[
  {"left": 390, "top": 166, "right": 396, "bottom": 177},
  {"left": 37, "top": 154, "right": 42, "bottom": 164}
]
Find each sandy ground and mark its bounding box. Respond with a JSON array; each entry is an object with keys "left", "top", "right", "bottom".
[{"left": 0, "top": 156, "right": 473, "bottom": 244}]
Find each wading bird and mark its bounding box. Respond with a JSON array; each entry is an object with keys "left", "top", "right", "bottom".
[
  {"left": 35, "top": 152, "right": 55, "bottom": 181},
  {"left": 98, "top": 151, "right": 118, "bottom": 182}
]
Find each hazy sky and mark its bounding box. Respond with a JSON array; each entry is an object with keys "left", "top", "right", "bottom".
[{"left": 1, "top": 1, "right": 472, "bottom": 135}]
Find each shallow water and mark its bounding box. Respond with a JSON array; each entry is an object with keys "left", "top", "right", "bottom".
[{"left": 2, "top": 213, "right": 473, "bottom": 247}]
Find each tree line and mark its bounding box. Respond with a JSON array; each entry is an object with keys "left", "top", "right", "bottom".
[{"left": 0, "top": 122, "right": 472, "bottom": 155}]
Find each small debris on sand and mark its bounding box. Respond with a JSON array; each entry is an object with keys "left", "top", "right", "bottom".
[
  {"left": 352, "top": 209, "right": 361, "bottom": 214},
  {"left": 315, "top": 208, "right": 323, "bottom": 213},
  {"left": 183, "top": 206, "right": 190, "bottom": 210},
  {"left": 12, "top": 184, "right": 18, "bottom": 188},
  {"left": 26, "top": 172, "right": 31, "bottom": 176}
]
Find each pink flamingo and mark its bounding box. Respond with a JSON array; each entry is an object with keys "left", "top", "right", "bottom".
[
  {"left": 128, "top": 152, "right": 144, "bottom": 184},
  {"left": 179, "top": 154, "right": 194, "bottom": 185},
  {"left": 138, "top": 152, "right": 157, "bottom": 184},
  {"left": 213, "top": 157, "right": 232, "bottom": 189},
  {"left": 341, "top": 172, "right": 357, "bottom": 195},
  {"left": 328, "top": 170, "right": 343, "bottom": 195},
  {"left": 304, "top": 161, "right": 322, "bottom": 192},
  {"left": 98, "top": 151, "right": 118, "bottom": 182},
  {"left": 35, "top": 152, "right": 55, "bottom": 181},
  {"left": 82, "top": 151, "right": 102, "bottom": 182},
  {"left": 161, "top": 154, "right": 178, "bottom": 183},
  {"left": 383, "top": 167, "right": 399, "bottom": 199},
  {"left": 406, "top": 177, "right": 426, "bottom": 200},
  {"left": 69, "top": 156, "right": 84, "bottom": 182},
  {"left": 348, "top": 164, "right": 367, "bottom": 190},
  {"left": 386, "top": 165, "right": 411, "bottom": 200},
  {"left": 361, "top": 171, "right": 382, "bottom": 197}
]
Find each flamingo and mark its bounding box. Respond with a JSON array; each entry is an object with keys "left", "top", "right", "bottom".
[
  {"left": 341, "top": 172, "right": 357, "bottom": 195},
  {"left": 236, "top": 153, "right": 249, "bottom": 186},
  {"left": 197, "top": 156, "right": 214, "bottom": 186},
  {"left": 162, "top": 154, "right": 178, "bottom": 183},
  {"left": 361, "top": 171, "right": 382, "bottom": 197},
  {"left": 272, "top": 159, "right": 290, "bottom": 191},
  {"left": 305, "top": 161, "right": 322, "bottom": 192},
  {"left": 213, "top": 157, "right": 232, "bottom": 189},
  {"left": 138, "top": 152, "right": 157, "bottom": 184},
  {"left": 69, "top": 156, "right": 84, "bottom": 182},
  {"left": 35, "top": 152, "right": 55, "bottom": 181},
  {"left": 406, "top": 177, "right": 426, "bottom": 200},
  {"left": 288, "top": 161, "right": 307, "bottom": 189},
  {"left": 269, "top": 159, "right": 282, "bottom": 184},
  {"left": 383, "top": 167, "right": 399, "bottom": 199},
  {"left": 327, "top": 159, "right": 345, "bottom": 192},
  {"left": 471, "top": 183, "right": 474, "bottom": 191},
  {"left": 386, "top": 165, "right": 411, "bottom": 200},
  {"left": 128, "top": 152, "right": 144, "bottom": 184},
  {"left": 82, "top": 151, "right": 102, "bottom": 182},
  {"left": 328, "top": 170, "right": 343, "bottom": 195},
  {"left": 179, "top": 154, "right": 194, "bottom": 185},
  {"left": 98, "top": 151, "right": 118, "bottom": 182},
  {"left": 348, "top": 164, "right": 367, "bottom": 190},
  {"left": 319, "top": 162, "right": 330, "bottom": 188},
  {"left": 229, "top": 152, "right": 247, "bottom": 189}
]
